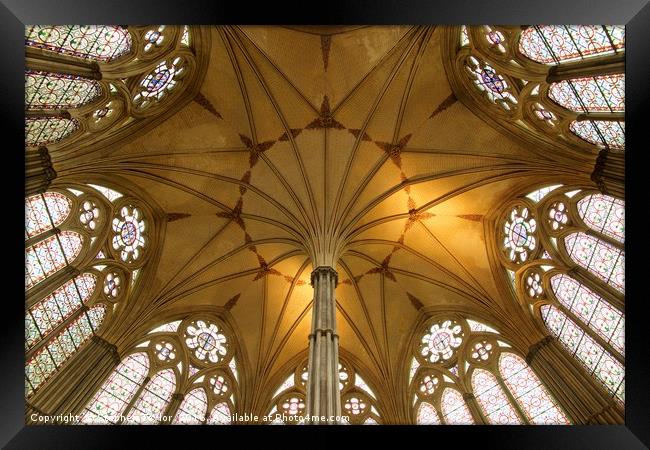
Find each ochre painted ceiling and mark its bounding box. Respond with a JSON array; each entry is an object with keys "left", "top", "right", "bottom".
[{"left": 88, "top": 26, "right": 558, "bottom": 402}]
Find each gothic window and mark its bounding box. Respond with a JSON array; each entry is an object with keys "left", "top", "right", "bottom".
[
  {"left": 519, "top": 26, "right": 625, "bottom": 65},
  {"left": 455, "top": 26, "right": 624, "bottom": 151},
  {"left": 79, "top": 316, "right": 239, "bottom": 425},
  {"left": 25, "top": 117, "right": 80, "bottom": 147},
  {"left": 410, "top": 315, "right": 569, "bottom": 425},
  {"left": 267, "top": 357, "right": 381, "bottom": 424},
  {"left": 25, "top": 26, "right": 132, "bottom": 62},
  {"left": 25, "top": 71, "right": 102, "bottom": 109},
  {"left": 25, "top": 184, "right": 147, "bottom": 399},
  {"left": 499, "top": 186, "right": 624, "bottom": 405},
  {"left": 26, "top": 305, "right": 106, "bottom": 397}
]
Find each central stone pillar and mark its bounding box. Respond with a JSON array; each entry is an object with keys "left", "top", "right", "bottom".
[{"left": 305, "top": 266, "right": 341, "bottom": 424}]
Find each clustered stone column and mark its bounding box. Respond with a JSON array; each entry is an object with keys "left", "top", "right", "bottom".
[
  {"left": 462, "top": 392, "right": 487, "bottom": 424},
  {"left": 305, "top": 266, "right": 341, "bottom": 424},
  {"left": 591, "top": 148, "right": 624, "bottom": 199},
  {"left": 526, "top": 336, "right": 623, "bottom": 424},
  {"left": 26, "top": 335, "right": 121, "bottom": 424},
  {"left": 26, "top": 146, "right": 57, "bottom": 197}
]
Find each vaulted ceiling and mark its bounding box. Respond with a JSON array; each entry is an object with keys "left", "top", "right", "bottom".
[{"left": 72, "top": 26, "right": 577, "bottom": 404}]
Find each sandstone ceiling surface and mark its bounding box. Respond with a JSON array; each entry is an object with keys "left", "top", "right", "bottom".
[{"left": 78, "top": 26, "right": 561, "bottom": 400}]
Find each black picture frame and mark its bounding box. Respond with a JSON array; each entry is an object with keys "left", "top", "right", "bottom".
[{"left": 2, "top": 0, "right": 648, "bottom": 447}]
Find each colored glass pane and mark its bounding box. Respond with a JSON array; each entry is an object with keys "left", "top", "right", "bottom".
[
  {"left": 206, "top": 402, "right": 231, "bottom": 424},
  {"left": 26, "top": 231, "right": 83, "bottom": 289},
  {"left": 416, "top": 402, "right": 440, "bottom": 424},
  {"left": 25, "top": 70, "right": 101, "bottom": 109},
  {"left": 577, "top": 194, "right": 624, "bottom": 243},
  {"left": 173, "top": 388, "right": 208, "bottom": 424},
  {"left": 499, "top": 353, "right": 569, "bottom": 424},
  {"left": 525, "top": 184, "right": 562, "bottom": 203},
  {"left": 79, "top": 352, "right": 150, "bottom": 424},
  {"left": 565, "top": 233, "right": 624, "bottom": 293},
  {"left": 441, "top": 388, "right": 474, "bottom": 424},
  {"left": 570, "top": 120, "right": 625, "bottom": 150},
  {"left": 472, "top": 369, "right": 522, "bottom": 424},
  {"left": 519, "top": 25, "right": 625, "bottom": 65},
  {"left": 549, "top": 74, "right": 624, "bottom": 113},
  {"left": 25, "top": 117, "right": 79, "bottom": 146},
  {"left": 25, "top": 192, "right": 72, "bottom": 239},
  {"left": 125, "top": 369, "right": 176, "bottom": 424},
  {"left": 25, "top": 26, "right": 131, "bottom": 62}
]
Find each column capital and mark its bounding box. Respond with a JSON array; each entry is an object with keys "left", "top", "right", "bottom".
[
  {"left": 91, "top": 335, "right": 120, "bottom": 364},
  {"left": 462, "top": 392, "right": 475, "bottom": 401},
  {"left": 310, "top": 266, "right": 338, "bottom": 286},
  {"left": 526, "top": 335, "right": 554, "bottom": 365},
  {"left": 172, "top": 393, "right": 185, "bottom": 401}
]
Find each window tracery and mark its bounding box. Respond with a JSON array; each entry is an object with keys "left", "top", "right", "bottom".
[
  {"left": 267, "top": 357, "right": 381, "bottom": 424},
  {"left": 79, "top": 315, "right": 239, "bottom": 425},
  {"left": 498, "top": 185, "right": 624, "bottom": 405},
  {"left": 453, "top": 25, "right": 625, "bottom": 151},
  {"left": 24, "top": 25, "right": 199, "bottom": 150},
  {"left": 25, "top": 184, "right": 149, "bottom": 399},
  {"left": 410, "top": 314, "right": 569, "bottom": 425}
]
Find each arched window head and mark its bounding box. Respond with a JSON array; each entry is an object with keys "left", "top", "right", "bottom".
[
  {"left": 498, "top": 353, "right": 569, "bottom": 424},
  {"left": 25, "top": 192, "right": 72, "bottom": 239},
  {"left": 541, "top": 305, "right": 624, "bottom": 403},
  {"left": 26, "top": 273, "right": 97, "bottom": 349},
  {"left": 25, "top": 117, "right": 79, "bottom": 147},
  {"left": 549, "top": 74, "right": 624, "bottom": 114},
  {"left": 125, "top": 368, "right": 176, "bottom": 424},
  {"left": 184, "top": 320, "right": 228, "bottom": 364},
  {"left": 111, "top": 205, "right": 147, "bottom": 263},
  {"left": 79, "top": 352, "right": 150, "bottom": 424},
  {"left": 564, "top": 232, "right": 624, "bottom": 293},
  {"left": 519, "top": 25, "right": 625, "bottom": 65},
  {"left": 551, "top": 274, "right": 624, "bottom": 355},
  {"left": 26, "top": 231, "right": 83, "bottom": 290},
  {"left": 577, "top": 194, "right": 624, "bottom": 243},
  {"left": 25, "top": 26, "right": 132, "bottom": 62},
  {"left": 26, "top": 304, "right": 106, "bottom": 397},
  {"left": 570, "top": 119, "right": 625, "bottom": 150},
  {"left": 132, "top": 56, "right": 188, "bottom": 111},
  {"left": 410, "top": 315, "right": 569, "bottom": 425},
  {"left": 81, "top": 316, "right": 239, "bottom": 425},
  {"left": 25, "top": 71, "right": 102, "bottom": 109},
  {"left": 472, "top": 368, "right": 522, "bottom": 424},
  {"left": 419, "top": 319, "right": 464, "bottom": 363}
]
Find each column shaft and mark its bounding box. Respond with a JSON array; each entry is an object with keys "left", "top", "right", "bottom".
[{"left": 306, "top": 266, "right": 341, "bottom": 424}]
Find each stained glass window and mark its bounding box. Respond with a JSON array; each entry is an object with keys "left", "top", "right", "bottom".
[
  {"left": 499, "top": 353, "right": 569, "bottom": 424},
  {"left": 25, "top": 117, "right": 79, "bottom": 147},
  {"left": 25, "top": 70, "right": 102, "bottom": 109},
  {"left": 461, "top": 25, "right": 469, "bottom": 46},
  {"left": 26, "top": 231, "right": 83, "bottom": 289},
  {"left": 472, "top": 368, "right": 522, "bottom": 424},
  {"left": 125, "top": 369, "right": 176, "bottom": 424},
  {"left": 570, "top": 120, "right": 625, "bottom": 150},
  {"left": 577, "top": 194, "right": 624, "bottom": 243},
  {"left": 25, "top": 192, "right": 72, "bottom": 239},
  {"left": 503, "top": 205, "right": 537, "bottom": 263},
  {"left": 173, "top": 388, "right": 208, "bottom": 424},
  {"left": 184, "top": 320, "right": 228, "bottom": 363},
  {"left": 541, "top": 305, "right": 624, "bottom": 402},
  {"left": 416, "top": 402, "right": 440, "bottom": 424},
  {"left": 26, "top": 305, "right": 106, "bottom": 396},
  {"left": 565, "top": 232, "right": 624, "bottom": 293},
  {"left": 79, "top": 352, "right": 150, "bottom": 424},
  {"left": 206, "top": 402, "right": 232, "bottom": 424},
  {"left": 133, "top": 57, "right": 186, "bottom": 109},
  {"left": 440, "top": 388, "right": 474, "bottom": 424},
  {"left": 25, "top": 26, "right": 132, "bottom": 62},
  {"left": 551, "top": 274, "right": 624, "bottom": 355},
  {"left": 519, "top": 25, "right": 625, "bottom": 65},
  {"left": 181, "top": 26, "right": 190, "bottom": 46},
  {"left": 149, "top": 320, "right": 182, "bottom": 334},
  {"left": 112, "top": 205, "right": 147, "bottom": 263},
  {"left": 88, "top": 184, "right": 123, "bottom": 202},
  {"left": 26, "top": 273, "right": 97, "bottom": 349},
  {"left": 420, "top": 319, "right": 464, "bottom": 363},
  {"left": 465, "top": 56, "right": 518, "bottom": 110},
  {"left": 549, "top": 74, "right": 624, "bottom": 113}
]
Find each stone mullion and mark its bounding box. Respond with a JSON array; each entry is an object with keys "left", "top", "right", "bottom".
[
  {"left": 118, "top": 375, "right": 151, "bottom": 425},
  {"left": 462, "top": 392, "right": 488, "bottom": 425},
  {"left": 526, "top": 336, "right": 623, "bottom": 424},
  {"left": 27, "top": 335, "right": 120, "bottom": 422},
  {"left": 26, "top": 147, "right": 57, "bottom": 197},
  {"left": 162, "top": 392, "right": 185, "bottom": 424},
  {"left": 546, "top": 54, "right": 624, "bottom": 83},
  {"left": 26, "top": 266, "right": 80, "bottom": 310},
  {"left": 25, "top": 49, "right": 102, "bottom": 80}
]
